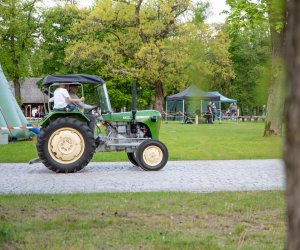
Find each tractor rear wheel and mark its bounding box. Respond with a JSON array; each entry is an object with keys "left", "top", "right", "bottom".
[
  {"left": 136, "top": 140, "right": 168, "bottom": 171},
  {"left": 36, "top": 117, "right": 95, "bottom": 173}
]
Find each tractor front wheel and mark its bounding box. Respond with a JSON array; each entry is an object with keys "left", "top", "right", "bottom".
[
  {"left": 127, "top": 152, "right": 139, "bottom": 166},
  {"left": 36, "top": 117, "right": 95, "bottom": 173},
  {"left": 136, "top": 140, "right": 168, "bottom": 171}
]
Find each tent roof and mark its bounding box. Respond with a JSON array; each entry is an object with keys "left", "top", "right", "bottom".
[
  {"left": 207, "top": 91, "right": 237, "bottom": 103},
  {"left": 166, "top": 85, "right": 220, "bottom": 101}
]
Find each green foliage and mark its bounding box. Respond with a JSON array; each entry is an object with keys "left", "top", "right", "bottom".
[
  {"left": 65, "top": 0, "right": 192, "bottom": 112},
  {"left": 267, "top": 0, "right": 286, "bottom": 33},
  {"left": 184, "top": 23, "right": 235, "bottom": 95},
  {"left": 225, "top": 0, "right": 273, "bottom": 114},
  {"left": 32, "top": 4, "right": 88, "bottom": 76},
  {"left": 228, "top": 28, "right": 271, "bottom": 113},
  {"left": 226, "top": 0, "right": 269, "bottom": 34},
  {"left": 0, "top": 0, "right": 38, "bottom": 80},
  {"left": 183, "top": 24, "right": 210, "bottom": 90},
  {"left": 106, "top": 80, "right": 152, "bottom": 110},
  {"left": 225, "top": 0, "right": 286, "bottom": 136},
  {"left": 192, "top": 1, "right": 210, "bottom": 24},
  {"left": 206, "top": 27, "right": 235, "bottom": 95},
  {"left": 0, "top": 0, "right": 284, "bottom": 121}
]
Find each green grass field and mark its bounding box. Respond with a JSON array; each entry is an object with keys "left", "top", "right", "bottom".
[
  {"left": 0, "top": 121, "right": 282, "bottom": 163},
  {"left": 0, "top": 121, "right": 286, "bottom": 249},
  {"left": 160, "top": 121, "right": 282, "bottom": 160},
  {"left": 0, "top": 191, "right": 285, "bottom": 250}
]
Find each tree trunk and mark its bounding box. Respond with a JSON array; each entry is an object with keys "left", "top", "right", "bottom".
[
  {"left": 153, "top": 80, "right": 164, "bottom": 114},
  {"left": 13, "top": 78, "right": 21, "bottom": 101},
  {"left": 264, "top": 27, "right": 284, "bottom": 136},
  {"left": 284, "top": 0, "right": 300, "bottom": 248}
]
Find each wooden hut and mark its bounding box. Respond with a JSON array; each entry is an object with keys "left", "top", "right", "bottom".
[{"left": 9, "top": 78, "right": 48, "bottom": 118}]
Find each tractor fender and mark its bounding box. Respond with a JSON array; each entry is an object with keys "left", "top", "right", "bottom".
[{"left": 38, "top": 111, "right": 90, "bottom": 128}]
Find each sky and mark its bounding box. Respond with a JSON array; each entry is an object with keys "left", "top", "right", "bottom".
[
  {"left": 206, "top": 0, "right": 230, "bottom": 23},
  {"left": 44, "top": 0, "right": 230, "bottom": 24}
]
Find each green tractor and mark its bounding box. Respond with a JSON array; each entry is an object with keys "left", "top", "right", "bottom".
[{"left": 35, "top": 74, "right": 168, "bottom": 173}]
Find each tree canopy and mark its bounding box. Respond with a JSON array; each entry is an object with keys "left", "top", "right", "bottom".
[
  {"left": 0, "top": 0, "right": 39, "bottom": 100},
  {"left": 225, "top": 0, "right": 285, "bottom": 135},
  {"left": 0, "top": 0, "right": 285, "bottom": 126}
]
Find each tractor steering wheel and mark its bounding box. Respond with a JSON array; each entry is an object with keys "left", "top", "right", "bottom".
[{"left": 86, "top": 106, "right": 99, "bottom": 114}]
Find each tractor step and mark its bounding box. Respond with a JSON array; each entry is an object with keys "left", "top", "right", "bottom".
[
  {"left": 28, "top": 157, "right": 41, "bottom": 164},
  {"left": 106, "top": 142, "right": 141, "bottom": 147}
]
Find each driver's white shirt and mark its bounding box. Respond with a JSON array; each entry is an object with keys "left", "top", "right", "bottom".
[{"left": 53, "top": 87, "right": 70, "bottom": 109}]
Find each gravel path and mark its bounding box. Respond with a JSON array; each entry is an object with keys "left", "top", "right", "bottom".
[{"left": 0, "top": 159, "right": 284, "bottom": 194}]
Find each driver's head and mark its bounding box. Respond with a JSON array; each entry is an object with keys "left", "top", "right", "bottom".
[{"left": 69, "top": 84, "right": 78, "bottom": 93}]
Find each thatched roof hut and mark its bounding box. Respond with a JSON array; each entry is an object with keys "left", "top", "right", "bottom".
[
  {"left": 9, "top": 78, "right": 49, "bottom": 104},
  {"left": 9, "top": 78, "right": 48, "bottom": 117}
]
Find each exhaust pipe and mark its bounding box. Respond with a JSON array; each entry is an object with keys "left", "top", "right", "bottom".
[{"left": 131, "top": 79, "right": 138, "bottom": 134}]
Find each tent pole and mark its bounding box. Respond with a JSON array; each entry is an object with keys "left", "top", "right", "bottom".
[
  {"left": 201, "top": 100, "right": 202, "bottom": 114},
  {"left": 182, "top": 99, "right": 185, "bottom": 124},
  {"left": 219, "top": 101, "right": 221, "bottom": 123}
]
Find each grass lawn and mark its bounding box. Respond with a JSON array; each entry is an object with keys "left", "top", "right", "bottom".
[
  {"left": 160, "top": 121, "right": 282, "bottom": 160},
  {"left": 0, "top": 191, "right": 285, "bottom": 250},
  {"left": 0, "top": 121, "right": 285, "bottom": 249},
  {"left": 0, "top": 121, "right": 282, "bottom": 163}
]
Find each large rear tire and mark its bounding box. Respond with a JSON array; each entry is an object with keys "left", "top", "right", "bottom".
[
  {"left": 136, "top": 140, "right": 168, "bottom": 171},
  {"left": 36, "top": 117, "right": 95, "bottom": 173}
]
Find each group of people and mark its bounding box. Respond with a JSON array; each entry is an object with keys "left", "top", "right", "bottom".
[
  {"left": 226, "top": 102, "right": 238, "bottom": 120},
  {"left": 206, "top": 102, "right": 238, "bottom": 123},
  {"left": 183, "top": 101, "right": 238, "bottom": 124},
  {"left": 31, "top": 106, "right": 45, "bottom": 118},
  {"left": 53, "top": 83, "right": 94, "bottom": 111}
]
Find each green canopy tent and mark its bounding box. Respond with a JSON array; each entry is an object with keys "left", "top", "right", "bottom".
[
  {"left": 166, "top": 85, "right": 220, "bottom": 123},
  {"left": 166, "top": 85, "right": 237, "bottom": 122},
  {"left": 207, "top": 91, "right": 237, "bottom": 103}
]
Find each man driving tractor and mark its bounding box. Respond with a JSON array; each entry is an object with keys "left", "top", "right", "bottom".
[
  {"left": 68, "top": 84, "right": 97, "bottom": 132},
  {"left": 53, "top": 83, "right": 84, "bottom": 111}
]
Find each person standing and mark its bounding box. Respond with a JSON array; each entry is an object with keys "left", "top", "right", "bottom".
[
  {"left": 206, "top": 102, "right": 213, "bottom": 124},
  {"left": 31, "top": 107, "right": 37, "bottom": 117},
  {"left": 211, "top": 102, "right": 217, "bottom": 122},
  {"left": 229, "top": 103, "right": 237, "bottom": 120}
]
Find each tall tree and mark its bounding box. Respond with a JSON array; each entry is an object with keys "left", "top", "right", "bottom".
[
  {"left": 227, "top": 21, "right": 271, "bottom": 115},
  {"left": 31, "top": 4, "right": 88, "bottom": 75},
  {"left": 284, "top": 0, "right": 300, "bottom": 248},
  {"left": 206, "top": 26, "right": 235, "bottom": 96},
  {"left": 65, "top": 0, "right": 191, "bottom": 113},
  {"left": 226, "top": 0, "right": 285, "bottom": 136},
  {"left": 184, "top": 23, "right": 235, "bottom": 96},
  {"left": 0, "top": 0, "right": 39, "bottom": 99}
]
